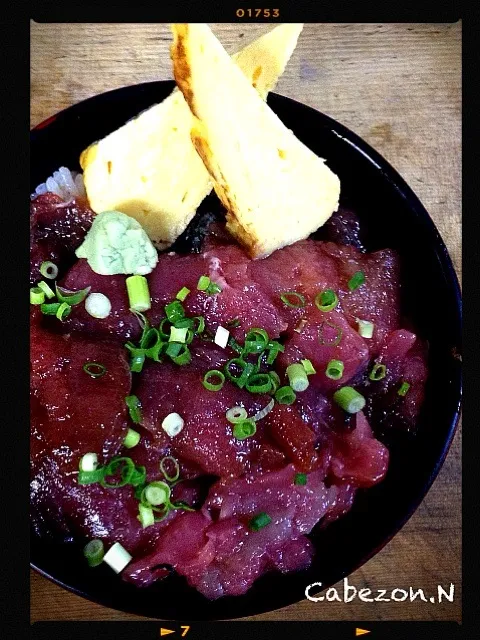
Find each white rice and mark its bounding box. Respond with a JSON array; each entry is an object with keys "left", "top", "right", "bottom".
[{"left": 32, "top": 166, "right": 86, "bottom": 201}]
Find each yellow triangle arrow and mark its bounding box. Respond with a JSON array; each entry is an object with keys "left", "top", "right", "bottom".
[
  {"left": 355, "top": 630, "right": 371, "bottom": 637},
  {"left": 161, "top": 629, "right": 175, "bottom": 637}
]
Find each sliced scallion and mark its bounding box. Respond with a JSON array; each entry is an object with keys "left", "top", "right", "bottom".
[
  {"left": 232, "top": 419, "right": 257, "bottom": 440},
  {"left": 398, "top": 381, "right": 411, "bottom": 396},
  {"left": 79, "top": 453, "right": 98, "bottom": 472},
  {"left": 103, "top": 542, "right": 132, "bottom": 573},
  {"left": 275, "top": 385, "right": 296, "bottom": 405},
  {"left": 197, "top": 275, "right": 210, "bottom": 291},
  {"left": 144, "top": 481, "right": 170, "bottom": 507},
  {"left": 78, "top": 468, "right": 105, "bottom": 485},
  {"left": 357, "top": 319, "right": 374, "bottom": 339},
  {"left": 294, "top": 473, "right": 307, "bottom": 486},
  {"left": 162, "top": 412, "right": 184, "bottom": 437},
  {"left": 286, "top": 363, "right": 309, "bottom": 392},
  {"left": 176, "top": 286, "right": 190, "bottom": 302},
  {"left": 138, "top": 503, "right": 155, "bottom": 528},
  {"left": 301, "top": 359, "right": 316, "bottom": 376},
  {"left": 203, "top": 369, "right": 225, "bottom": 391},
  {"left": 245, "top": 373, "right": 272, "bottom": 394},
  {"left": 280, "top": 291, "right": 306, "bottom": 308},
  {"left": 165, "top": 300, "right": 184, "bottom": 324},
  {"left": 169, "top": 326, "right": 188, "bottom": 343},
  {"left": 369, "top": 363, "right": 387, "bottom": 381},
  {"left": 123, "top": 428, "right": 140, "bottom": 449},
  {"left": 160, "top": 456, "right": 180, "bottom": 482},
  {"left": 315, "top": 289, "right": 338, "bottom": 312},
  {"left": 83, "top": 539, "right": 105, "bottom": 567},
  {"left": 83, "top": 362, "right": 107, "bottom": 378},
  {"left": 268, "top": 371, "right": 281, "bottom": 394},
  {"left": 333, "top": 386, "right": 366, "bottom": 414},
  {"left": 252, "top": 398, "right": 275, "bottom": 422},
  {"left": 226, "top": 406, "right": 248, "bottom": 424},
  {"left": 325, "top": 359, "right": 344, "bottom": 380},
  {"left": 85, "top": 292, "right": 111, "bottom": 319},
  {"left": 224, "top": 358, "right": 255, "bottom": 389},
  {"left": 318, "top": 320, "right": 343, "bottom": 347},
  {"left": 125, "top": 395, "right": 142, "bottom": 424},
  {"left": 170, "top": 344, "right": 191, "bottom": 365},
  {"left": 126, "top": 275, "right": 151, "bottom": 312},
  {"left": 348, "top": 271, "right": 366, "bottom": 291},
  {"left": 249, "top": 512, "right": 272, "bottom": 531},
  {"left": 206, "top": 281, "right": 222, "bottom": 295},
  {"left": 40, "top": 261, "right": 59, "bottom": 280},
  {"left": 101, "top": 457, "right": 136, "bottom": 488},
  {"left": 30, "top": 287, "right": 45, "bottom": 305},
  {"left": 56, "top": 284, "right": 91, "bottom": 306},
  {"left": 56, "top": 301, "right": 72, "bottom": 321},
  {"left": 38, "top": 281, "right": 56, "bottom": 299}
]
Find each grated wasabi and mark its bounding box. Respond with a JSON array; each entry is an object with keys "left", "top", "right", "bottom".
[{"left": 76, "top": 210, "right": 158, "bottom": 275}]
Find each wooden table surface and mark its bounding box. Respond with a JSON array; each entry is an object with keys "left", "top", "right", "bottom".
[{"left": 30, "top": 22, "right": 462, "bottom": 623}]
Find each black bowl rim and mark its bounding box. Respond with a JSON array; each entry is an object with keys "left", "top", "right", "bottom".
[{"left": 30, "top": 80, "right": 462, "bottom": 620}]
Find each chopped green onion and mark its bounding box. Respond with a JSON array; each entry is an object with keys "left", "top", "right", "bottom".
[
  {"left": 101, "top": 457, "right": 136, "bottom": 488},
  {"left": 130, "top": 465, "right": 147, "bottom": 487},
  {"left": 249, "top": 512, "right": 272, "bottom": 532},
  {"left": 30, "top": 287, "right": 45, "bottom": 305},
  {"left": 165, "top": 342, "right": 182, "bottom": 357},
  {"left": 280, "top": 291, "right": 306, "bottom": 308},
  {"left": 125, "top": 395, "right": 142, "bottom": 424},
  {"left": 56, "top": 284, "right": 91, "bottom": 306},
  {"left": 40, "top": 302, "right": 61, "bottom": 315},
  {"left": 169, "top": 326, "right": 188, "bottom": 343},
  {"left": 224, "top": 358, "right": 255, "bottom": 389},
  {"left": 83, "top": 362, "right": 107, "bottom": 378},
  {"left": 301, "top": 359, "right": 316, "bottom": 376},
  {"left": 165, "top": 300, "right": 185, "bottom": 323},
  {"left": 243, "top": 328, "right": 269, "bottom": 354},
  {"left": 138, "top": 503, "right": 155, "bottom": 528},
  {"left": 252, "top": 398, "right": 275, "bottom": 422},
  {"left": 79, "top": 453, "right": 98, "bottom": 472},
  {"left": 315, "top": 289, "right": 338, "bottom": 312},
  {"left": 275, "top": 385, "right": 296, "bottom": 405},
  {"left": 85, "top": 292, "right": 111, "bottom": 318},
  {"left": 294, "top": 473, "right": 307, "bottom": 486},
  {"left": 55, "top": 301, "right": 72, "bottom": 321},
  {"left": 197, "top": 275, "right": 211, "bottom": 291},
  {"left": 162, "top": 412, "right": 184, "bottom": 437},
  {"left": 123, "top": 428, "right": 141, "bottom": 449},
  {"left": 158, "top": 317, "right": 173, "bottom": 340},
  {"left": 132, "top": 310, "right": 148, "bottom": 330},
  {"left": 141, "top": 329, "right": 164, "bottom": 361},
  {"left": 83, "top": 539, "right": 105, "bottom": 567},
  {"left": 232, "top": 419, "right": 257, "bottom": 440},
  {"left": 192, "top": 316, "right": 205, "bottom": 334},
  {"left": 325, "top": 359, "right": 344, "bottom": 380},
  {"left": 160, "top": 456, "right": 180, "bottom": 482},
  {"left": 206, "top": 281, "right": 222, "bottom": 295},
  {"left": 126, "top": 275, "right": 151, "bottom": 312},
  {"left": 357, "top": 319, "right": 374, "bottom": 339},
  {"left": 214, "top": 326, "right": 230, "bottom": 348},
  {"left": 228, "top": 336, "right": 243, "bottom": 354},
  {"left": 268, "top": 371, "right": 281, "bottom": 394},
  {"left": 398, "top": 381, "right": 411, "bottom": 396},
  {"left": 318, "top": 320, "right": 343, "bottom": 347},
  {"left": 266, "top": 341, "right": 285, "bottom": 365},
  {"left": 40, "top": 261, "right": 58, "bottom": 280},
  {"left": 286, "top": 363, "right": 309, "bottom": 392},
  {"left": 170, "top": 500, "right": 196, "bottom": 512},
  {"left": 333, "top": 386, "right": 366, "bottom": 414},
  {"left": 203, "top": 369, "right": 225, "bottom": 391},
  {"left": 37, "top": 279, "right": 56, "bottom": 300},
  {"left": 348, "top": 271, "right": 366, "bottom": 291},
  {"left": 129, "top": 350, "right": 146, "bottom": 373},
  {"left": 103, "top": 542, "right": 132, "bottom": 573},
  {"left": 144, "top": 481, "right": 170, "bottom": 507},
  {"left": 369, "top": 363, "right": 387, "bottom": 381},
  {"left": 174, "top": 317, "right": 194, "bottom": 329},
  {"left": 176, "top": 286, "right": 190, "bottom": 301},
  {"left": 246, "top": 373, "right": 272, "bottom": 394},
  {"left": 78, "top": 468, "right": 105, "bottom": 485},
  {"left": 170, "top": 344, "right": 191, "bottom": 365},
  {"left": 226, "top": 406, "right": 248, "bottom": 423}
]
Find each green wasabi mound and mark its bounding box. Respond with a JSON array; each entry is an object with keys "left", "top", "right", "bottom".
[{"left": 76, "top": 210, "right": 159, "bottom": 275}]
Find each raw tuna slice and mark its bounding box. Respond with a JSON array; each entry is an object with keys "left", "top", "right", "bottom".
[
  {"left": 30, "top": 193, "right": 94, "bottom": 284},
  {"left": 329, "top": 412, "right": 389, "bottom": 487}
]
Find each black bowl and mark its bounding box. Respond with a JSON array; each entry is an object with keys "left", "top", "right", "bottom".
[{"left": 30, "top": 81, "right": 462, "bottom": 620}]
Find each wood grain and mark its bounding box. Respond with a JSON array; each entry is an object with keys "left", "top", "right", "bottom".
[{"left": 30, "top": 21, "right": 462, "bottom": 623}]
